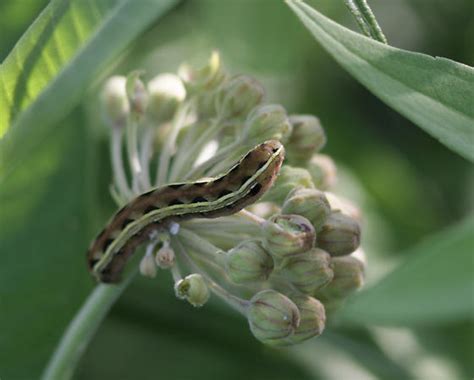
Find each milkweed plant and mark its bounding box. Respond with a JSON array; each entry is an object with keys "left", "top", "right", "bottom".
[{"left": 100, "top": 51, "right": 365, "bottom": 346}]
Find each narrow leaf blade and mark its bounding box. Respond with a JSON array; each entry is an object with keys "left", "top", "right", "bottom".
[
  {"left": 287, "top": 0, "right": 474, "bottom": 161},
  {"left": 0, "top": 0, "right": 178, "bottom": 182}
]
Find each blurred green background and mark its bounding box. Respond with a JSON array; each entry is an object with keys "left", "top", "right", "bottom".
[{"left": 1, "top": 0, "right": 473, "bottom": 379}]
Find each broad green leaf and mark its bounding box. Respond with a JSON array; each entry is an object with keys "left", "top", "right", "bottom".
[
  {"left": 338, "top": 216, "right": 474, "bottom": 325},
  {"left": 0, "top": 0, "right": 178, "bottom": 182},
  {"left": 286, "top": 1, "right": 474, "bottom": 162}
]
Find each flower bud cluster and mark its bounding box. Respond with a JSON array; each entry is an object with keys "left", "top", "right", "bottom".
[{"left": 100, "top": 51, "right": 366, "bottom": 348}]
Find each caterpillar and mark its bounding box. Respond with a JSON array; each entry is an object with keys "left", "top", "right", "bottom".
[{"left": 87, "top": 140, "right": 285, "bottom": 283}]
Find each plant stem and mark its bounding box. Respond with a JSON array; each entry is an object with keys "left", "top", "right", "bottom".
[
  {"left": 139, "top": 126, "right": 154, "bottom": 189},
  {"left": 170, "top": 116, "right": 223, "bottom": 180},
  {"left": 126, "top": 118, "right": 144, "bottom": 194},
  {"left": 174, "top": 238, "right": 249, "bottom": 314},
  {"left": 111, "top": 128, "right": 132, "bottom": 199},
  {"left": 344, "top": 0, "right": 387, "bottom": 44},
  {"left": 155, "top": 102, "right": 190, "bottom": 186},
  {"left": 178, "top": 228, "right": 227, "bottom": 267},
  {"left": 41, "top": 271, "right": 136, "bottom": 380}
]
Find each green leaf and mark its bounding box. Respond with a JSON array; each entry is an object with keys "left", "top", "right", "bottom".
[
  {"left": 0, "top": 0, "right": 178, "bottom": 182},
  {"left": 286, "top": 0, "right": 474, "bottom": 162},
  {"left": 337, "top": 216, "right": 474, "bottom": 325}
]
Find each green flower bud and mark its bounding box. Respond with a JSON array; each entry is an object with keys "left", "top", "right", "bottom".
[
  {"left": 178, "top": 51, "right": 226, "bottom": 95},
  {"left": 147, "top": 73, "right": 186, "bottom": 122},
  {"left": 126, "top": 72, "right": 149, "bottom": 119},
  {"left": 283, "top": 294, "right": 326, "bottom": 344},
  {"left": 307, "top": 154, "right": 337, "bottom": 190},
  {"left": 262, "top": 214, "right": 316, "bottom": 260},
  {"left": 139, "top": 251, "right": 156, "bottom": 278},
  {"left": 316, "top": 256, "right": 365, "bottom": 300},
  {"left": 286, "top": 115, "right": 326, "bottom": 164},
  {"left": 226, "top": 240, "right": 274, "bottom": 283},
  {"left": 262, "top": 165, "right": 315, "bottom": 204},
  {"left": 244, "top": 104, "right": 292, "bottom": 144},
  {"left": 215, "top": 74, "right": 264, "bottom": 120},
  {"left": 280, "top": 248, "right": 333, "bottom": 294},
  {"left": 155, "top": 245, "right": 175, "bottom": 269},
  {"left": 174, "top": 274, "right": 210, "bottom": 307},
  {"left": 317, "top": 211, "right": 361, "bottom": 256},
  {"left": 325, "top": 192, "right": 362, "bottom": 222},
  {"left": 101, "top": 76, "right": 130, "bottom": 128},
  {"left": 247, "top": 290, "right": 300, "bottom": 345},
  {"left": 281, "top": 188, "right": 331, "bottom": 231}
]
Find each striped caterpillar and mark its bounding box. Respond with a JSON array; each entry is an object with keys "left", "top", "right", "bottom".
[{"left": 87, "top": 140, "right": 285, "bottom": 283}]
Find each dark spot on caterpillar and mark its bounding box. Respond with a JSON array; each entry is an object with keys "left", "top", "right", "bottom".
[
  {"left": 257, "top": 161, "right": 266, "bottom": 170},
  {"left": 192, "top": 196, "right": 208, "bottom": 203},
  {"left": 121, "top": 218, "right": 135, "bottom": 229},
  {"left": 168, "top": 199, "right": 184, "bottom": 206},
  {"left": 213, "top": 177, "right": 225, "bottom": 184},
  {"left": 115, "top": 206, "right": 128, "bottom": 218},
  {"left": 271, "top": 146, "right": 279, "bottom": 153},
  {"left": 218, "top": 189, "right": 233, "bottom": 198},
  {"left": 241, "top": 152, "right": 251, "bottom": 161},
  {"left": 103, "top": 238, "right": 115, "bottom": 250},
  {"left": 144, "top": 205, "right": 157, "bottom": 214},
  {"left": 89, "top": 258, "right": 100, "bottom": 267},
  {"left": 229, "top": 165, "right": 240, "bottom": 175},
  {"left": 241, "top": 175, "right": 252, "bottom": 184},
  {"left": 249, "top": 183, "right": 262, "bottom": 196},
  {"left": 168, "top": 183, "right": 184, "bottom": 189},
  {"left": 194, "top": 181, "right": 208, "bottom": 187},
  {"left": 137, "top": 190, "right": 154, "bottom": 199}
]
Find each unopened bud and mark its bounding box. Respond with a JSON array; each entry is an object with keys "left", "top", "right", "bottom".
[
  {"left": 262, "top": 214, "right": 315, "bottom": 260},
  {"left": 139, "top": 251, "right": 156, "bottom": 278},
  {"left": 317, "top": 211, "right": 361, "bottom": 256},
  {"left": 226, "top": 241, "right": 274, "bottom": 283},
  {"left": 147, "top": 74, "right": 186, "bottom": 122},
  {"left": 282, "top": 188, "right": 331, "bottom": 231},
  {"left": 215, "top": 75, "right": 264, "bottom": 119},
  {"left": 262, "top": 165, "right": 315, "bottom": 204},
  {"left": 247, "top": 290, "right": 300, "bottom": 345},
  {"left": 174, "top": 274, "right": 210, "bottom": 307},
  {"left": 316, "top": 256, "right": 364, "bottom": 300},
  {"left": 155, "top": 245, "right": 175, "bottom": 269},
  {"left": 284, "top": 294, "right": 326, "bottom": 344},
  {"left": 178, "top": 51, "right": 226, "bottom": 95},
  {"left": 325, "top": 192, "right": 362, "bottom": 222},
  {"left": 286, "top": 115, "right": 326, "bottom": 164},
  {"left": 244, "top": 104, "right": 292, "bottom": 144},
  {"left": 307, "top": 154, "right": 337, "bottom": 190},
  {"left": 101, "top": 76, "right": 129, "bottom": 128},
  {"left": 280, "top": 248, "right": 333, "bottom": 294},
  {"left": 126, "top": 72, "right": 149, "bottom": 118}
]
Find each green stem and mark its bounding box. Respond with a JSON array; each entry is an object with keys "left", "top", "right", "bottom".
[
  {"left": 155, "top": 102, "right": 191, "bottom": 186},
  {"left": 41, "top": 271, "right": 136, "bottom": 380},
  {"left": 174, "top": 238, "right": 249, "bottom": 314},
  {"left": 184, "top": 139, "right": 241, "bottom": 180},
  {"left": 110, "top": 128, "right": 132, "bottom": 200},
  {"left": 344, "top": 0, "right": 387, "bottom": 44},
  {"left": 126, "top": 118, "right": 144, "bottom": 194},
  {"left": 178, "top": 228, "right": 227, "bottom": 267},
  {"left": 170, "top": 116, "right": 223, "bottom": 180},
  {"left": 343, "top": 0, "right": 372, "bottom": 37}
]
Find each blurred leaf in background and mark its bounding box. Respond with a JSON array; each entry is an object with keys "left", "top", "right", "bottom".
[{"left": 0, "top": 0, "right": 473, "bottom": 379}]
